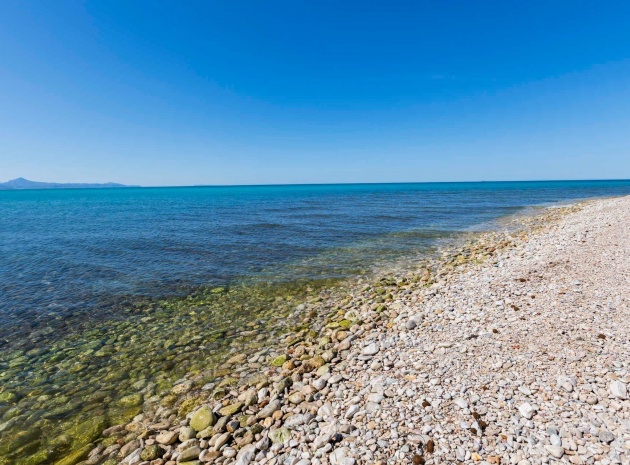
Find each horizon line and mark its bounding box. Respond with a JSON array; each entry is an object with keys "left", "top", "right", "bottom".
[{"left": 3, "top": 177, "right": 630, "bottom": 191}]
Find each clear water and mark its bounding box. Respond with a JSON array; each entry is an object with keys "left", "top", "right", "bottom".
[{"left": 2, "top": 180, "right": 630, "bottom": 345}]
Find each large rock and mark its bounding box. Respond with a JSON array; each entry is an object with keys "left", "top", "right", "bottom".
[{"left": 67, "top": 416, "right": 108, "bottom": 448}]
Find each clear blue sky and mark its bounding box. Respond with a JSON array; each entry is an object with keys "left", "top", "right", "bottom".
[{"left": 1, "top": 1, "right": 630, "bottom": 186}]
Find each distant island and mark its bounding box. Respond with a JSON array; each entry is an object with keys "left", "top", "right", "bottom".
[{"left": 0, "top": 177, "right": 138, "bottom": 190}]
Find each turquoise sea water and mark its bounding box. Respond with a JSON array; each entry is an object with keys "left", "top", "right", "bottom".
[{"left": 2, "top": 180, "right": 630, "bottom": 347}]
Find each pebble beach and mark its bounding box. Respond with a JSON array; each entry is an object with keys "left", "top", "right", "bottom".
[{"left": 63, "top": 195, "right": 629, "bottom": 465}]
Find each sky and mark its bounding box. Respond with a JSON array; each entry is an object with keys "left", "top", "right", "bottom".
[{"left": 1, "top": 1, "right": 630, "bottom": 186}]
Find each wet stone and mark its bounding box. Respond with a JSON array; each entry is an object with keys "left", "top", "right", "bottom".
[{"left": 190, "top": 406, "right": 216, "bottom": 431}]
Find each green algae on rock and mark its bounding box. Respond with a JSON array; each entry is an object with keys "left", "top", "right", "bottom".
[{"left": 190, "top": 405, "right": 216, "bottom": 431}]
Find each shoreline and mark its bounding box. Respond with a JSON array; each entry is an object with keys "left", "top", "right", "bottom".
[{"left": 2, "top": 196, "right": 629, "bottom": 465}]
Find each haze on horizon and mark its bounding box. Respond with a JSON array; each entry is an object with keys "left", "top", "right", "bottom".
[{"left": 1, "top": 1, "right": 630, "bottom": 187}]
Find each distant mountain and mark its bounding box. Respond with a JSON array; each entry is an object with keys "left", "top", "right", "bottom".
[{"left": 0, "top": 177, "right": 138, "bottom": 190}]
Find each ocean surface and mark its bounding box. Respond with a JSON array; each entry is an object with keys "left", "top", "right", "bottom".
[{"left": 2, "top": 180, "right": 630, "bottom": 345}]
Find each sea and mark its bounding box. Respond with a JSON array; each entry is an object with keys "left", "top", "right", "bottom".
[
  {"left": 3, "top": 180, "right": 630, "bottom": 343},
  {"left": 1, "top": 180, "right": 630, "bottom": 464}
]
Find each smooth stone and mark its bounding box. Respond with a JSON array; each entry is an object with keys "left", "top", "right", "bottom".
[
  {"left": 272, "top": 355, "right": 287, "bottom": 367},
  {"left": 156, "top": 430, "right": 179, "bottom": 445},
  {"left": 345, "top": 405, "right": 359, "bottom": 419},
  {"left": 190, "top": 406, "right": 216, "bottom": 431},
  {"left": 313, "top": 422, "right": 338, "bottom": 449},
  {"left": 256, "top": 435, "right": 271, "bottom": 451},
  {"left": 219, "top": 402, "right": 243, "bottom": 417},
  {"left": 258, "top": 399, "right": 282, "bottom": 419},
  {"left": 179, "top": 446, "right": 202, "bottom": 462},
  {"left": 214, "top": 432, "right": 231, "bottom": 449},
  {"left": 199, "top": 449, "right": 221, "bottom": 462},
  {"left": 118, "top": 393, "right": 143, "bottom": 408},
  {"left": 178, "top": 439, "right": 199, "bottom": 451},
  {"left": 179, "top": 426, "right": 196, "bottom": 442},
  {"left": 223, "top": 448, "right": 237, "bottom": 458},
  {"left": 235, "top": 444, "right": 256, "bottom": 465},
  {"left": 316, "top": 365, "right": 330, "bottom": 376},
  {"left": 285, "top": 413, "right": 312, "bottom": 429},
  {"left": 288, "top": 392, "right": 304, "bottom": 404},
  {"left": 328, "top": 375, "right": 343, "bottom": 385},
  {"left": 557, "top": 376, "right": 574, "bottom": 392},
  {"left": 120, "top": 440, "right": 140, "bottom": 458},
  {"left": 362, "top": 343, "right": 380, "bottom": 356},
  {"left": 312, "top": 378, "right": 327, "bottom": 391}
]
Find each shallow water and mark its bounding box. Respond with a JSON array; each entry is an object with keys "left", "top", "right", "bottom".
[
  {"left": 2, "top": 180, "right": 630, "bottom": 464},
  {"left": 3, "top": 180, "right": 630, "bottom": 344}
]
